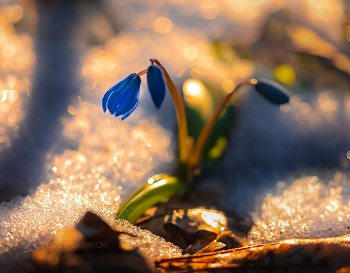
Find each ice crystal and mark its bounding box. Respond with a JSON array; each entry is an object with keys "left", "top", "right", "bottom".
[
  {"left": 0, "top": 102, "right": 177, "bottom": 272},
  {"left": 248, "top": 171, "right": 350, "bottom": 245}
]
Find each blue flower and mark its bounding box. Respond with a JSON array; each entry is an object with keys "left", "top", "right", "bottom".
[
  {"left": 103, "top": 62, "right": 167, "bottom": 120},
  {"left": 254, "top": 79, "right": 290, "bottom": 105},
  {"left": 102, "top": 73, "right": 141, "bottom": 120},
  {"left": 147, "top": 64, "right": 166, "bottom": 109}
]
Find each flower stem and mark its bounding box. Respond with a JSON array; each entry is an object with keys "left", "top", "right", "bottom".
[
  {"left": 189, "top": 80, "right": 253, "bottom": 168},
  {"left": 152, "top": 59, "right": 190, "bottom": 169},
  {"left": 137, "top": 69, "right": 148, "bottom": 76}
]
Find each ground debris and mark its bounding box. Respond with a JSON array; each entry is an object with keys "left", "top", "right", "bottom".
[
  {"left": 33, "top": 211, "right": 152, "bottom": 273},
  {"left": 137, "top": 207, "right": 244, "bottom": 254},
  {"left": 156, "top": 234, "right": 350, "bottom": 273}
]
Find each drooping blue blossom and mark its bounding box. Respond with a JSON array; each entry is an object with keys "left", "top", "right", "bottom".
[
  {"left": 147, "top": 64, "right": 166, "bottom": 109},
  {"left": 103, "top": 60, "right": 167, "bottom": 120},
  {"left": 254, "top": 79, "right": 290, "bottom": 105},
  {"left": 102, "top": 73, "right": 141, "bottom": 120}
]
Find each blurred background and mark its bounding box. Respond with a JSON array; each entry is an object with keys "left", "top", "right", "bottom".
[{"left": 0, "top": 0, "right": 350, "bottom": 218}]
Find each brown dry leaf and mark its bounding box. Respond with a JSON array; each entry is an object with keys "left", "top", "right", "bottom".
[
  {"left": 33, "top": 211, "right": 152, "bottom": 273},
  {"left": 194, "top": 231, "right": 246, "bottom": 255},
  {"left": 137, "top": 207, "right": 244, "bottom": 254},
  {"left": 194, "top": 241, "right": 226, "bottom": 255},
  {"left": 157, "top": 234, "right": 350, "bottom": 273}
]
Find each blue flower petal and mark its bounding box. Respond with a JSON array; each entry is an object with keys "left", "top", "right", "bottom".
[
  {"left": 102, "top": 71, "right": 144, "bottom": 120},
  {"left": 113, "top": 76, "right": 141, "bottom": 116},
  {"left": 147, "top": 65, "right": 166, "bottom": 109},
  {"left": 123, "top": 89, "right": 140, "bottom": 113},
  {"left": 121, "top": 101, "right": 139, "bottom": 120},
  {"left": 114, "top": 83, "right": 140, "bottom": 117},
  {"left": 102, "top": 74, "right": 135, "bottom": 113},
  {"left": 107, "top": 74, "right": 139, "bottom": 114},
  {"left": 102, "top": 89, "right": 114, "bottom": 113},
  {"left": 254, "top": 79, "right": 290, "bottom": 105}
]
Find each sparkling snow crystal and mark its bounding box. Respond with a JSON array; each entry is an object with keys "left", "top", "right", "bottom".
[
  {"left": 0, "top": 102, "right": 178, "bottom": 272},
  {"left": 248, "top": 171, "right": 350, "bottom": 245}
]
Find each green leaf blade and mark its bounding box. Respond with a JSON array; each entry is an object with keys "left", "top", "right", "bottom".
[{"left": 116, "top": 175, "right": 186, "bottom": 224}]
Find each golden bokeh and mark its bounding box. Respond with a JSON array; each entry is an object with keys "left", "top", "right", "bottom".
[
  {"left": 222, "top": 79, "right": 235, "bottom": 93},
  {"left": 183, "top": 79, "right": 213, "bottom": 119},
  {"left": 0, "top": 0, "right": 349, "bottom": 268},
  {"left": 0, "top": 3, "right": 36, "bottom": 151},
  {"left": 80, "top": 26, "right": 254, "bottom": 102},
  {"left": 183, "top": 45, "right": 199, "bottom": 61},
  {"left": 274, "top": 64, "right": 296, "bottom": 85},
  {"left": 154, "top": 17, "right": 172, "bottom": 34},
  {"left": 199, "top": 2, "right": 219, "bottom": 19},
  {"left": 317, "top": 91, "right": 338, "bottom": 113},
  {"left": 280, "top": 90, "right": 344, "bottom": 127}
]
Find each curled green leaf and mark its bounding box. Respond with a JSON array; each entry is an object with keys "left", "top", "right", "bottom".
[
  {"left": 116, "top": 174, "right": 187, "bottom": 224},
  {"left": 116, "top": 173, "right": 171, "bottom": 219}
]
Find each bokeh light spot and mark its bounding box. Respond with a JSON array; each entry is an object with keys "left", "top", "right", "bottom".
[
  {"left": 183, "top": 45, "right": 199, "bottom": 61},
  {"left": 6, "top": 5, "right": 23, "bottom": 23},
  {"left": 154, "top": 17, "right": 172, "bottom": 34},
  {"left": 208, "top": 136, "right": 227, "bottom": 159},
  {"left": 199, "top": 2, "right": 219, "bottom": 19},
  {"left": 280, "top": 104, "right": 291, "bottom": 113},
  {"left": 68, "top": 106, "right": 77, "bottom": 115},
  {"left": 183, "top": 79, "right": 213, "bottom": 119},
  {"left": 82, "top": 65, "right": 94, "bottom": 78},
  {"left": 177, "top": 68, "right": 185, "bottom": 77},
  {"left": 346, "top": 151, "right": 350, "bottom": 160},
  {"left": 183, "top": 79, "right": 203, "bottom": 98},
  {"left": 274, "top": 64, "right": 296, "bottom": 85},
  {"left": 91, "top": 16, "right": 110, "bottom": 36},
  {"left": 317, "top": 91, "right": 338, "bottom": 113},
  {"left": 6, "top": 75, "right": 17, "bottom": 88},
  {"left": 222, "top": 79, "right": 235, "bottom": 93},
  {"left": 198, "top": 54, "right": 213, "bottom": 69},
  {"left": 116, "top": 3, "right": 134, "bottom": 24},
  {"left": 3, "top": 44, "right": 16, "bottom": 59}
]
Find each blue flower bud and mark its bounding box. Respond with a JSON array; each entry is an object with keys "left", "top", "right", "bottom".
[
  {"left": 102, "top": 73, "right": 141, "bottom": 120},
  {"left": 147, "top": 64, "right": 166, "bottom": 109},
  {"left": 254, "top": 79, "right": 290, "bottom": 105}
]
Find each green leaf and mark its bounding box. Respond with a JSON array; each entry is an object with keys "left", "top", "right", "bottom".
[
  {"left": 116, "top": 174, "right": 187, "bottom": 224},
  {"left": 116, "top": 173, "right": 171, "bottom": 219}
]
